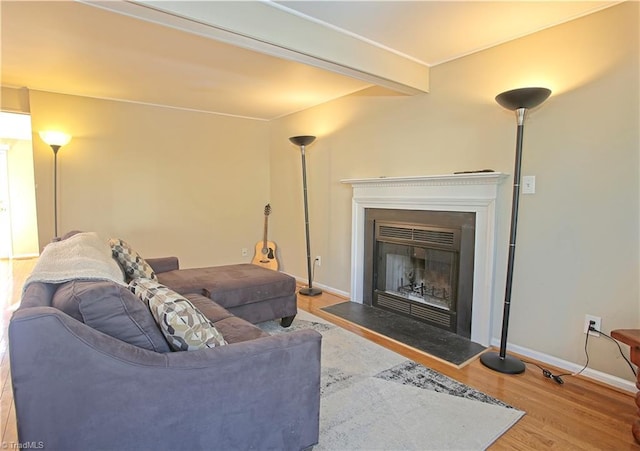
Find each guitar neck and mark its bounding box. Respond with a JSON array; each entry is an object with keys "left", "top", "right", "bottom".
[{"left": 262, "top": 214, "right": 269, "bottom": 248}]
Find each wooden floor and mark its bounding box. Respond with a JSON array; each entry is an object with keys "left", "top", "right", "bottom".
[{"left": 1, "top": 258, "right": 637, "bottom": 450}]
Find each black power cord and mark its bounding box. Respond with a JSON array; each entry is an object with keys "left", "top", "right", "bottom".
[
  {"left": 522, "top": 321, "right": 637, "bottom": 385},
  {"left": 589, "top": 325, "right": 637, "bottom": 377},
  {"left": 522, "top": 360, "right": 566, "bottom": 384},
  {"left": 522, "top": 325, "right": 590, "bottom": 385}
]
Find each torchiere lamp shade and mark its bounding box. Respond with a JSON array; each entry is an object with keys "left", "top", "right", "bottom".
[
  {"left": 496, "top": 88, "right": 551, "bottom": 111},
  {"left": 289, "top": 135, "right": 316, "bottom": 147},
  {"left": 39, "top": 131, "right": 72, "bottom": 152}
]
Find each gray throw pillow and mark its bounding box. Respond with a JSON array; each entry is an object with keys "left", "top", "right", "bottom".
[{"left": 52, "top": 280, "right": 170, "bottom": 353}]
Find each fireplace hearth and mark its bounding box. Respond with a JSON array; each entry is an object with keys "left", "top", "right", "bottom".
[{"left": 364, "top": 209, "right": 475, "bottom": 338}]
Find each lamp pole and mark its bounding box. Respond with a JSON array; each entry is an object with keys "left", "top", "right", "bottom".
[{"left": 52, "top": 144, "right": 60, "bottom": 238}]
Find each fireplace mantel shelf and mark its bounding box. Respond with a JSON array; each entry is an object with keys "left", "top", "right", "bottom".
[{"left": 341, "top": 172, "right": 508, "bottom": 187}]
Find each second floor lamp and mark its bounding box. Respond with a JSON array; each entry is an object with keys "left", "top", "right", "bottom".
[
  {"left": 289, "top": 135, "right": 322, "bottom": 296},
  {"left": 480, "top": 87, "right": 551, "bottom": 374}
]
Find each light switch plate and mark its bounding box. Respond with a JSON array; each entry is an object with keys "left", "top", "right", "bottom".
[{"left": 522, "top": 175, "right": 536, "bottom": 194}]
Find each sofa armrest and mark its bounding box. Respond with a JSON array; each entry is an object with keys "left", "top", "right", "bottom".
[
  {"left": 9, "top": 307, "right": 321, "bottom": 451},
  {"left": 145, "top": 256, "right": 179, "bottom": 273}
]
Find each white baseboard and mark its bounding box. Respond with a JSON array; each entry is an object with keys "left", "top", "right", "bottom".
[
  {"left": 287, "top": 274, "right": 350, "bottom": 299},
  {"left": 495, "top": 339, "right": 636, "bottom": 394},
  {"left": 286, "top": 274, "right": 636, "bottom": 394}
]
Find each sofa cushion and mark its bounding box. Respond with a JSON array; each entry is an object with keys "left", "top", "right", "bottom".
[
  {"left": 129, "top": 278, "right": 227, "bottom": 351},
  {"left": 20, "top": 282, "right": 59, "bottom": 310},
  {"left": 109, "top": 238, "right": 157, "bottom": 282},
  {"left": 51, "top": 280, "right": 171, "bottom": 353},
  {"left": 157, "top": 264, "right": 296, "bottom": 309},
  {"left": 183, "top": 293, "right": 268, "bottom": 344},
  {"left": 184, "top": 293, "right": 233, "bottom": 323},
  {"left": 51, "top": 283, "right": 83, "bottom": 321},
  {"left": 212, "top": 316, "right": 270, "bottom": 344}
]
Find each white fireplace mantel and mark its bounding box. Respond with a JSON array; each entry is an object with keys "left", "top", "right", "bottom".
[{"left": 341, "top": 173, "right": 509, "bottom": 346}]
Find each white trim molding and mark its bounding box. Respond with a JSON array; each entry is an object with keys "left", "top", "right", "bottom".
[
  {"left": 341, "top": 173, "right": 509, "bottom": 346},
  {"left": 503, "top": 341, "right": 637, "bottom": 394}
]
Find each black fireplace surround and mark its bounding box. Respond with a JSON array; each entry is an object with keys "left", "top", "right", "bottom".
[{"left": 363, "top": 209, "right": 475, "bottom": 338}]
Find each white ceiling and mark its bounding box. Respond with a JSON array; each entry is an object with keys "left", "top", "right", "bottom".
[{"left": 1, "top": 1, "right": 619, "bottom": 121}]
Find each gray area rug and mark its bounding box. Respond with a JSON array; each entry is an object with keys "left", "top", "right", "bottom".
[{"left": 259, "top": 310, "right": 524, "bottom": 450}]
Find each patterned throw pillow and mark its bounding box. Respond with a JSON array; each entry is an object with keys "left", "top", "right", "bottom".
[
  {"left": 109, "top": 238, "right": 157, "bottom": 282},
  {"left": 129, "top": 278, "right": 227, "bottom": 351}
]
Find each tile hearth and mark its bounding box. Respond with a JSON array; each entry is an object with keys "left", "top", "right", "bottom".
[{"left": 322, "top": 301, "right": 486, "bottom": 367}]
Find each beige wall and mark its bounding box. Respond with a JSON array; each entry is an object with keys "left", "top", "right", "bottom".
[
  {"left": 270, "top": 2, "right": 639, "bottom": 381},
  {"left": 29, "top": 91, "right": 271, "bottom": 268}
]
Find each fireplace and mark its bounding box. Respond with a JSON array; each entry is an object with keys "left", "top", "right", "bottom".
[
  {"left": 363, "top": 209, "right": 475, "bottom": 338},
  {"left": 342, "top": 173, "right": 508, "bottom": 346}
]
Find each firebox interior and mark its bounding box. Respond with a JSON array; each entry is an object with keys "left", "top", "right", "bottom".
[{"left": 364, "top": 209, "right": 475, "bottom": 338}]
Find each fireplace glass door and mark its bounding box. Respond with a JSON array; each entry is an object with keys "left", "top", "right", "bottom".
[
  {"left": 376, "top": 242, "right": 457, "bottom": 312},
  {"left": 372, "top": 221, "right": 462, "bottom": 332}
]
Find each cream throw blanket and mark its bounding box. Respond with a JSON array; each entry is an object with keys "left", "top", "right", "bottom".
[{"left": 23, "top": 232, "right": 126, "bottom": 292}]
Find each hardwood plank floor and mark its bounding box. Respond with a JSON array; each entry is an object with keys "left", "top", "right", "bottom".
[{"left": 1, "top": 258, "right": 637, "bottom": 449}]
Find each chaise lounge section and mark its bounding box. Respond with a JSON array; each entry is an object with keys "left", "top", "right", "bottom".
[{"left": 148, "top": 257, "right": 298, "bottom": 327}]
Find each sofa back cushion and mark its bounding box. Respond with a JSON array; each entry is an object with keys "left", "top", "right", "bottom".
[
  {"left": 20, "top": 282, "right": 58, "bottom": 310},
  {"left": 52, "top": 280, "right": 170, "bottom": 353}
]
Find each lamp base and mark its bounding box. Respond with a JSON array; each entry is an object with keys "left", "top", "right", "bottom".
[
  {"left": 299, "top": 286, "right": 322, "bottom": 296},
  {"left": 480, "top": 351, "right": 526, "bottom": 374}
]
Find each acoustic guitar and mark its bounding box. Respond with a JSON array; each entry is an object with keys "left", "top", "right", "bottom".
[{"left": 252, "top": 204, "right": 279, "bottom": 271}]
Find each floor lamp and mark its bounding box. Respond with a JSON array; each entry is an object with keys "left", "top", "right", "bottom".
[
  {"left": 289, "top": 135, "right": 322, "bottom": 296},
  {"left": 480, "top": 87, "right": 551, "bottom": 374},
  {"left": 39, "top": 131, "right": 72, "bottom": 238}
]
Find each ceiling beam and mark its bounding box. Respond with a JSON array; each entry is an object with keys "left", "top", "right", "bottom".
[{"left": 82, "top": 0, "right": 429, "bottom": 95}]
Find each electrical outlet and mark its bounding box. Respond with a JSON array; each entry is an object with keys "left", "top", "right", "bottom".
[
  {"left": 241, "top": 248, "right": 248, "bottom": 257},
  {"left": 315, "top": 255, "right": 321, "bottom": 267},
  {"left": 584, "top": 314, "right": 601, "bottom": 337}
]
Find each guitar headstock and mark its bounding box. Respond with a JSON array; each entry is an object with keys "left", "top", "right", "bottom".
[{"left": 264, "top": 204, "right": 271, "bottom": 216}]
